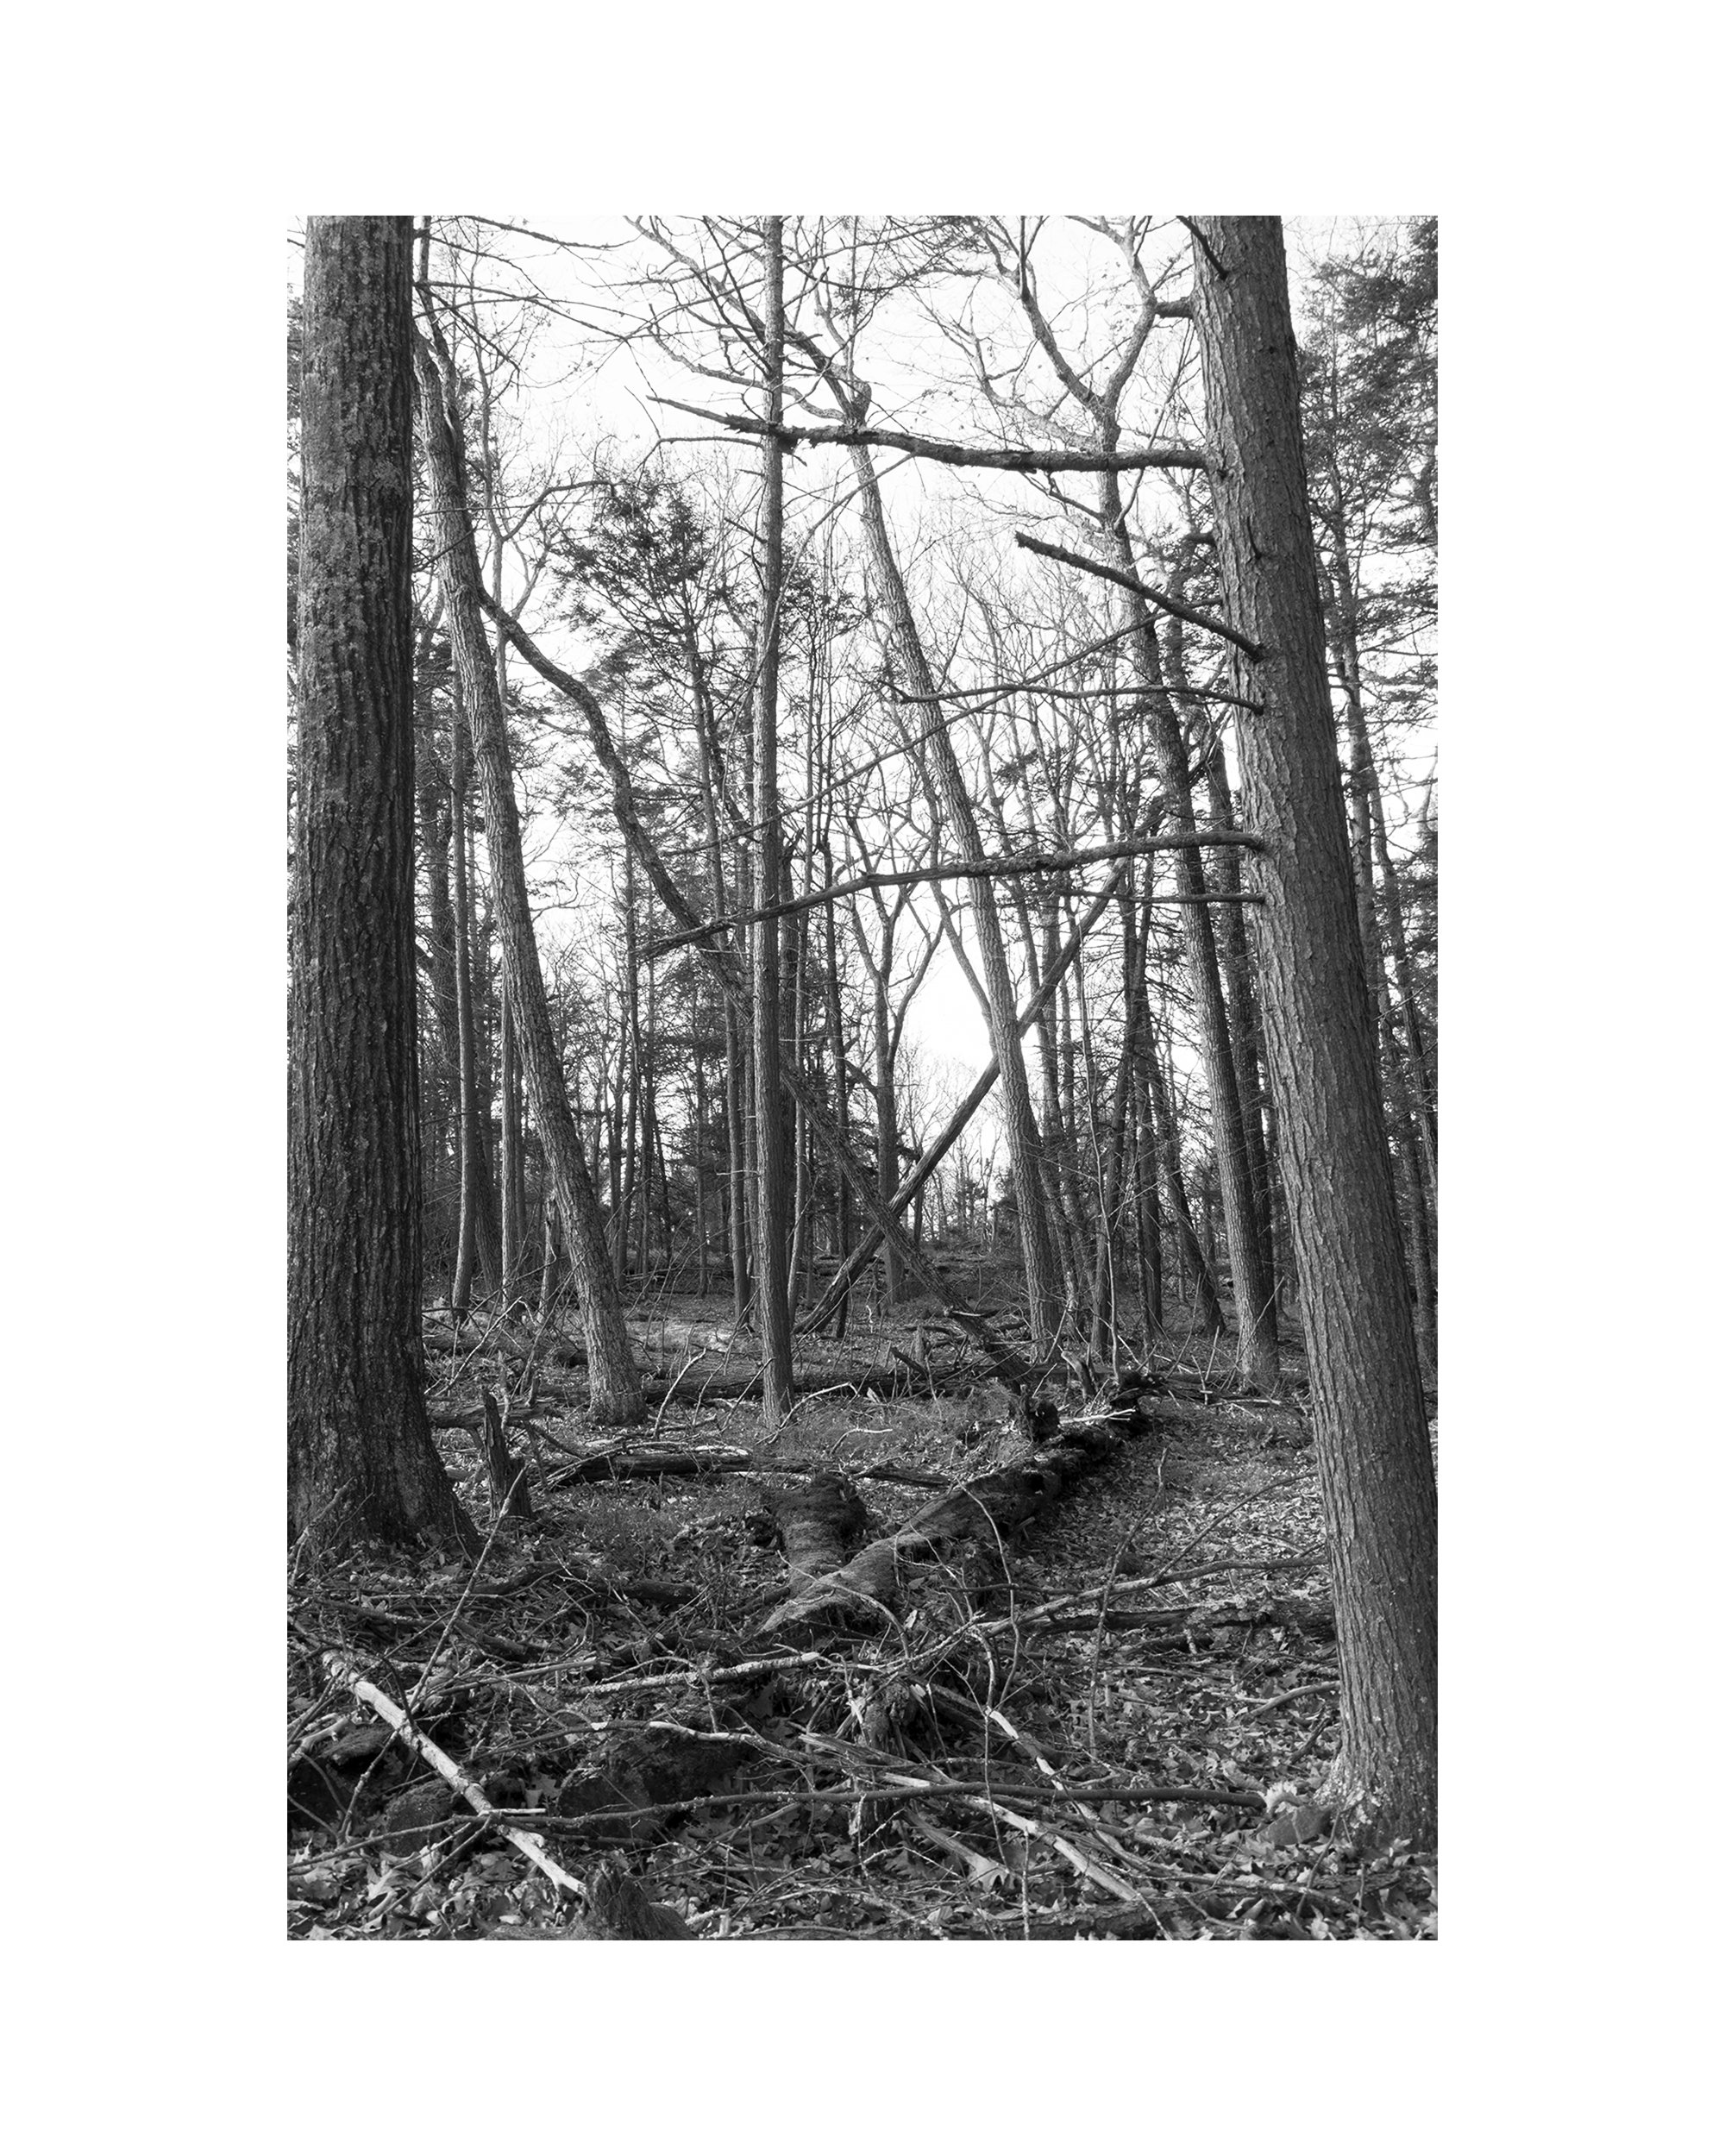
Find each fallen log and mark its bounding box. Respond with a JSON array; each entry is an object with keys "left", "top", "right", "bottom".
[
  {"left": 771, "top": 1470, "right": 869, "bottom": 1586},
  {"left": 430, "top": 1357, "right": 972, "bottom": 1429},
  {"left": 756, "top": 1412, "right": 1125, "bottom": 1639},
  {"left": 545, "top": 1444, "right": 756, "bottom": 1488}
]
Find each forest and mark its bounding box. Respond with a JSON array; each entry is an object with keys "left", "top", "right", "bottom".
[{"left": 286, "top": 213, "right": 1438, "bottom": 1942}]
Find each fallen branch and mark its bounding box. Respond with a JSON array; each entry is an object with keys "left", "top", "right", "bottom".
[{"left": 325, "top": 1653, "right": 586, "bottom": 1902}]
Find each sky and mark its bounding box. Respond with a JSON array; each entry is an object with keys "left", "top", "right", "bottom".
[{"left": 290, "top": 214, "right": 1434, "bottom": 1161}]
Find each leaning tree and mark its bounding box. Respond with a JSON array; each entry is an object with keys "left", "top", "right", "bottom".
[{"left": 288, "top": 215, "right": 476, "bottom": 1554}]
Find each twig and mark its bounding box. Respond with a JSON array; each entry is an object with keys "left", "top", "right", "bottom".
[{"left": 1238, "top": 1682, "right": 1339, "bottom": 1721}]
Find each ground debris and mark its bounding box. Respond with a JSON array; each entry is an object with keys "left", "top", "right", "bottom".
[{"left": 289, "top": 1294, "right": 1432, "bottom": 1942}]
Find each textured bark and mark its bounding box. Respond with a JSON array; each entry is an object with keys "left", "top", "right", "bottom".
[
  {"left": 751, "top": 216, "right": 794, "bottom": 1420},
  {"left": 1191, "top": 216, "right": 1436, "bottom": 1846},
  {"left": 412, "top": 302, "right": 643, "bottom": 1423},
  {"left": 287, "top": 217, "right": 477, "bottom": 1554},
  {"left": 412, "top": 613, "right": 458, "bottom": 1174}
]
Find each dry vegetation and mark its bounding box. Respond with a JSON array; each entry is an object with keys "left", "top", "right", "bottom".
[{"left": 288, "top": 1265, "right": 1436, "bottom": 1940}]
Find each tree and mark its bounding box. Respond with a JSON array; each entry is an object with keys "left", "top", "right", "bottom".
[
  {"left": 1189, "top": 214, "right": 1437, "bottom": 1844},
  {"left": 750, "top": 216, "right": 794, "bottom": 1420},
  {"left": 412, "top": 256, "right": 644, "bottom": 1425},
  {"left": 288, "top": 216, "right": 477, "bottom": 1555},
  {"left": 992, "top": 218, "right": 1279, "bottom": 1388}
]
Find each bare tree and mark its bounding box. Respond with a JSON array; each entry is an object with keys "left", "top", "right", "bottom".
[
  {"left": 413, "top": 235, "right": 643, "bottom": 1423},
  {"left": 750, "top": 216, "right": 795, "bottom": 1419}
]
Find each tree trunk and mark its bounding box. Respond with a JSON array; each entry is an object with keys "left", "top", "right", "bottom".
[
  {"left": 750, "top": 216, "right": 794, "bottom": 1420},
  {"left": 1167, "top": 595, "right": 1277, "bottom": 1291},
  {"left": 499, "top": 981, "right": 525, "bottom": 1306},
  {"left": 1096, "top": 468, "right": 1277, "bottom": 1389},
  {"left": 538, "top": 1191, "right": 561, "bottom": 1324},
  {"left": 872, "top": 965, "right": 904, "bottom": 1307},
  {"left": 823, "top": 870, "right": 852, "bottom": 1339},
  {"left": 288, "top": 216, "right": 476, "bottom": 1554},
  {"left": 1088, "top": 883, "right": 1146, "bottom": 1363},
  {"left": 448, "top": 680, "right": 500, "bottom": 1318},
  {"left": 1142, "top": 1015, "right": 1225, "bottom": 1338},
  {"left": 1190, "top": 215, "right": 1436, "bottom": 1846},
  {"left": 412, "top": 289, "right": 642, "bottom": 1424}
]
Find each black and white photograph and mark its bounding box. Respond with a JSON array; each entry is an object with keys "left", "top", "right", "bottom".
[{"left": 285, "top": 212, "right": 1440, "bottom": 1943}]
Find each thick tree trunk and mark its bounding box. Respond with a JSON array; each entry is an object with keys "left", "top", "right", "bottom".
[
  {"left": 288, "top": 216, "right": 476, "bottom": 1554},
  {"left": 412, "top": 298, "right": 642, "bottom": 1424},
  {"left": 1191, "top": 215, "right": 1436, "bottom": 1846}
]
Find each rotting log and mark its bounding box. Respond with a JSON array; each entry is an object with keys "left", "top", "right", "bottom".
[
  {"left": 770, "top": 1470, "right": 869, "bottom": 1586},
  {"left": 755, "top": 1406, "right": 1134, "bottom": 1639},
  {"left": 546, "top": 1444, "right": 755, "bottom": 1489}
]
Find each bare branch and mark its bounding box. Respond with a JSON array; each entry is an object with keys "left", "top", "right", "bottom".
[
  {"left": 649, "top": 394, "right": 1206, "bottom": 473},
  {"left": 1013, "top": 530, "right": 1265, "bottom": 661},
  {"left": 647, "top": 826, "right": 1264, "bottom": 958}
]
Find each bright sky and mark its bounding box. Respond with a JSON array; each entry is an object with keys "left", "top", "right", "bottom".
[{"left": 290, "top": 215, "right": 1433, "bottom": 1162}]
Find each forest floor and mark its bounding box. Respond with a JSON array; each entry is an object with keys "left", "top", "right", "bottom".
[{"left": 288, "top": 1264, "right": 1437, "bottom": 1941}]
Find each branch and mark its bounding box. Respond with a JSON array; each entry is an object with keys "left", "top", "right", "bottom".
[
  {"left": 891, "top": 676, "right": 1263, "bottom": 715},
  {"left": 803, "top": 865, "right": 1127, "bottom": 1329},
  {"left": 326, "top": 1654, "right": 586, "bottom": 1902},
  {"left": 1013, "top": 531, "right": 1265, "bottom": 661},
  {"left": 647, "top": 828, "right": 1264, "bottom": 958},
  {"left": 649, "top": 394, "right": 1207, "bottom": 473}
]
